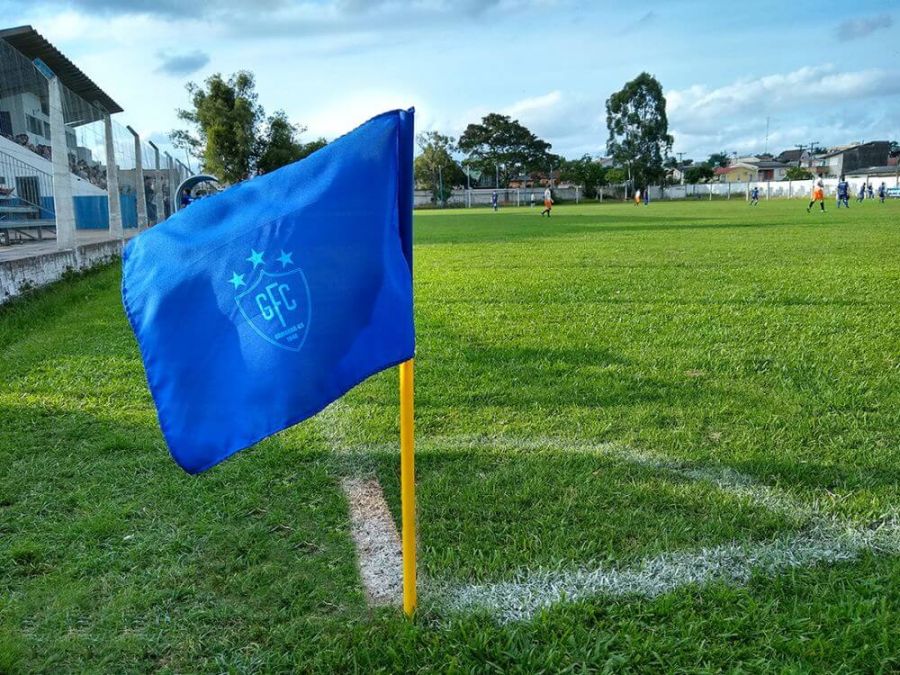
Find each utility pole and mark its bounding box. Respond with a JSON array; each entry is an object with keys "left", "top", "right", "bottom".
[
  {"left": 794, "top": 144, "right": 806, "bottom": 168},
  {"left": 677, "top": 152, "right": 685, "bottom": 185},
  {"left": 808, "top": 140, "right": 820, "bottom": 175},
  {"left": 764, "top": 117, "right": 770, "bottom": 155}
]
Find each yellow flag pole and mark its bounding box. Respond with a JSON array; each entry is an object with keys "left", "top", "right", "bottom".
[{"left": 399, "top": 358, "right": 417, "bottom": 616}]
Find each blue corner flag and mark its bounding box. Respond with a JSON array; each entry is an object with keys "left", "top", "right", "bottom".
[{"left": 122, "top": 109, "right": 415, "bottom": 474}]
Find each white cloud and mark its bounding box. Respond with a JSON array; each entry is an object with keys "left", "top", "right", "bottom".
[
  {"left": 668, "top": 66, "right": 900, "bottom": 127},
  {"left": 501, "top": 91, "right": 606, "bottom": 156},
  {"left": 666, "top": 65, "right": 900, "bottom": 156},
  {"left": 505, "top": 91, "right": 563, "bottom": 117},
  {"left": 301, "top": 90, "right": 426, "bottom": 140}
]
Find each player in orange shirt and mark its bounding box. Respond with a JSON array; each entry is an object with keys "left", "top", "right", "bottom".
[{"left": 807, "top": 178, "right": 826, "bottom": 213}]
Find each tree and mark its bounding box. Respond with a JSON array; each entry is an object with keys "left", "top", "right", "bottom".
[
  {"left": 706, "top": 152, "right": 729, "bottom": 168},
  {"left": 458, "top": 113, "right": 555, "bottom": 187},
  {"left": 256, "top": 111, "right": 326, "bottom": 175},
  {"left": 785, "top": 166, "right": 813, "bottom": 180},
  {"left": 889, "top": 141, "right": 899, "bottom": 158},
  {"left": 414, "top": 131, "right": 465, "bottom": 205},
  {"left": 605, "top": 72, "right": 673, "bottom": 190},
  {"left": 172, "top": 71, "right": 264, "bottom": 183},
  {"left": 605, "top": 168, "right": 627, "bottom": 184},
  {"left": 559, "top": 155, "right": 608, "bottom": 198},
  {"left": 684, "top": 165, "right": 714, "bottom": 183}
]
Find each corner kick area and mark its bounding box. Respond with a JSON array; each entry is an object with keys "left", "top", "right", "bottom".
[{"left": 2, "top": 199, "right": 900, "bottom": 671}]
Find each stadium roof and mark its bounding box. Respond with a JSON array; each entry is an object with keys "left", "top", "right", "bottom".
[{"left": 0, "top": 25, "right": 123, "bottom": 113}]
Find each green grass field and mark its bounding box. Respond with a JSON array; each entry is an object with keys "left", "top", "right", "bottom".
[{"left": 2, "top": 199, "right": 899, "bottom": 672}]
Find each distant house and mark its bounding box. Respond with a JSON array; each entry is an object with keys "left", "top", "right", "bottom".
[
  {"left": 775, "top": 149, "right": 810, "bottom": 166},
  {"left": 667, "top": 164, "right": 694, "bottom": 183},
  {"left": 716, "top": 160, "right": 789, "bottom": 182},
  {"left": 748, "top": 160, "right": 789, "bottom": 181},
  {"left": 811, "top": 142, "right": 891, "bottom": 178},
  {"left": 712, "top": 166, "right": 739, "bottom": 182}
]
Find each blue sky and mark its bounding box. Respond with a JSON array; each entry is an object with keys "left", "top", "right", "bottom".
[{"left": 4, "top": 0, "right": 898, "bottom": 163}]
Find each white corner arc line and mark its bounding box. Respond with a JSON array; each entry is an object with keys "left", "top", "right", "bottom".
[{"left": 437, "top": 519, "right": 900, "bottom": 623}]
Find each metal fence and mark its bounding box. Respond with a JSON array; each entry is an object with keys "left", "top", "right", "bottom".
[
  {"left": 415, "top": 186, "right": 582, "bottom": 208},
  {"left": 595, "top": 175, "right": 900, "bottom": 202}
]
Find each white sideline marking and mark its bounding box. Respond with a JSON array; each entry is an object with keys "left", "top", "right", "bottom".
[
  {"left": 319, "top": 403, "right": 404, "bottom": 606},
  {"left": 341, "top": 477, "right": 403, "bottom": 606}
]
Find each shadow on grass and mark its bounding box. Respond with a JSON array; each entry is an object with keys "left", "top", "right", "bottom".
[
  {"left": 369, "top": 442, "right": 799, "bottom": 582},
  {"left": 411, "top": 341, "right": 730, "bottom": 411},
  {"left": 0, "top": 398, "right": 372, "bottom": 669}
]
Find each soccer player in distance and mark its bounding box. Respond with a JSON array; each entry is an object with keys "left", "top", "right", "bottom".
[
  {"left": 807, "top": 177, "right": 826, "bottom": 214},
  {"left": 836, "top": 176, "right": 850, "bottom": 208},
  {"left": 541, "top": 186, "right": 553, "bottom": 217}
]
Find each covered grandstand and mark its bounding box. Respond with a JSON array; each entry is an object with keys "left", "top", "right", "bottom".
[{"left": 0, "top": 25, "right": 190, "bottom": 246}]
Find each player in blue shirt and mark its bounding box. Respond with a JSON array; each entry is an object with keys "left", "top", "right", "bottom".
[
  {"left": 878, "top": 182, "right": 886, "bottom": 203},
  {"left": 836, "top": 177, "right": 850, "bottom": 208},
  {"left": 856, "top": 183, "right": 866, "bottom": 202},
  {"left": 491, "top": 190, "right": 499, "bottom": 211},
  {"left": 750, "top": 186, "right": 760, "bottom": 205}
]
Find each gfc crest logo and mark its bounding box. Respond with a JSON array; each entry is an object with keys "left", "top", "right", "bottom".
[{"left": 229, "top": 248, "right": 311, "bottom": 352}]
